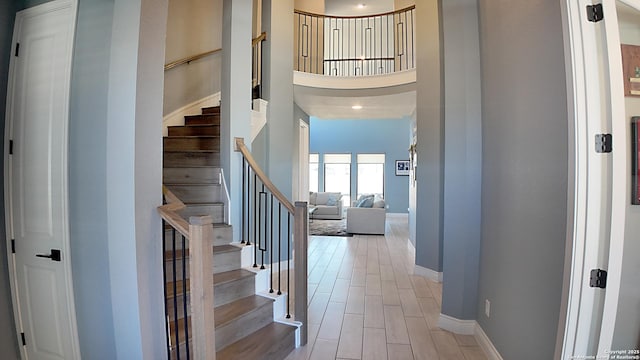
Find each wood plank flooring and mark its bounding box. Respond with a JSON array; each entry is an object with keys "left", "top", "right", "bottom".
[{"left": 285, "top": 215, "right": 488, "bottom": 360}]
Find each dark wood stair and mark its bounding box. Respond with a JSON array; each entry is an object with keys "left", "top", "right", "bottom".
[{"left": 162, "top": 105, "right": 296, "bottom": 360}]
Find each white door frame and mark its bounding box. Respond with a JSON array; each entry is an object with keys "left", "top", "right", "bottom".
[
  {"left": 298, "top": 120, "right": 310, "bottom": 202},
  {"left": 560, "top": 0, "right": 631, "bottom": 357},
  {"left": 4, "top": 0, "right": 80, "bottom": 358}
]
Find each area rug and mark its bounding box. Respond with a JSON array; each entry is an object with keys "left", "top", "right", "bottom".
[{"left": 309, "top": 218, "right": 352, "bottom": 237}]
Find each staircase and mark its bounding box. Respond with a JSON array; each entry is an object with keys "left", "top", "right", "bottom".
[{"left": 162, "top": 106, "right": 297, "bottom": 360}]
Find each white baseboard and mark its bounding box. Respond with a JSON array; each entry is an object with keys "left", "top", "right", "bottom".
[
  {"left": 162, "top": 93, "right": 221, "bottom": 136},
  {"left": 438, "top": 314, "right": 476, "bottom": 335},
  {"left": 413, "top": 264, "right": 443, "bottom": 283},
  {"left": 474, "top": 323, "right": 504, "bottom": 360}
]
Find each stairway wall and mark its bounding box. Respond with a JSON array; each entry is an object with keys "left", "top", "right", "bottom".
[{"left": 164, "top": 0, "right": 223, "bottom": 116}]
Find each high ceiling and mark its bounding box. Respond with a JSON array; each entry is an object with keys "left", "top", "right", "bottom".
[{"left": 294, "top": 83, "right": 416, "bottom": 120}]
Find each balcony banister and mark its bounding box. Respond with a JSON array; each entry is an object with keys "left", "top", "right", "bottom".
[{"left": 295, "top": 5, "right": 415, "bottom": 19}]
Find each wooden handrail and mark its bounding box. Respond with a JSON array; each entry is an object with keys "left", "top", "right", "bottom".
[
  {"left": 235, "top": 137, "right": 295, "bottom": 214},
  {"left": 252, "top": 32, "right": 267, "bottom": 46},
  {"left": 158, "top": 185, "right": 189, "bottom": 237},
  {"left": 294, "top": 5, "right": 415, "bottom": 19},
  {"left": 165, "top": 33, "right": 268, "bottom": 72},
  {"left": 164, "top": 48, "right": 222, "bottom": 71}
]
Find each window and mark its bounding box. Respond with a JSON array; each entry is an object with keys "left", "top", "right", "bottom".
[
  {"left": 324, "top": 153, "right": 351, "bottom": 207},
  {"left": 309, "top": 153, "right": 319, "bottom": 193},
  {"left": 357, "top": 154, "right": 385, "bottom": 199}
]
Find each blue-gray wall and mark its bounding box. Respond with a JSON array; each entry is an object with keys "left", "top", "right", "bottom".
[
  {"left": 0, "top": 1, "right": 22, "bottom": 358},
  {"left": 69, "top": 0, "right": 117, "bottom": 358},
  {"left": 309, "top": 117, "right": 410, "bottom": 213},
  {"left": 476, "top": 0, "right": 568, "bottom": 359},
  {"left": 440, "top": 0, "right": 482, "bottom": 321}
]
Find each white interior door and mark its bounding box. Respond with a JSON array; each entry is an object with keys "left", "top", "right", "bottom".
[
  {"left": 562, "top": 0, "right": 615, "bottom": 357},
  {"left": 562, "top": 0, "right": 633, "bottom": 357},
  {"left": 4, "top": 1, "right": 80, "bottom": 359}
]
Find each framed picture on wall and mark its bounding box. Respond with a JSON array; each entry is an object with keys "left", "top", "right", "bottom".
[
  {"left": 633, "top": 117, "right": 640, "bottom": 205},
  {"left": 395, "top": 160, "right": 410, "bottom": 176}
]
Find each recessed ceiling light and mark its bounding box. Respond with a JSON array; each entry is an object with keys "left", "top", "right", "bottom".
[
  {"left": 352, "top": 105, "right": 363, "bottom": 110},
  {"left": 357, "top": 4, "right": 366, "bottom": 9}
]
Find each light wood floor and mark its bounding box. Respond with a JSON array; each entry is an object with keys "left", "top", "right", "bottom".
[{"left": 284, "top": 214, "right": 488, "bottom": 360}]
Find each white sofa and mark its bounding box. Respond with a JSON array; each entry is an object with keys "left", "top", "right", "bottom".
[
  {"left": 346, "top": 195, "right": 386, "bottom": 234},
  {"left": 309, "top": 192, "right": 343, "bottom": 220}
]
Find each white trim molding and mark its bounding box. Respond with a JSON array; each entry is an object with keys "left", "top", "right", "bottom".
[
  {"left": 162, "top": 93, "right": 221, "bottom": 135},
  {"left": 438, "top": 314, "right": 476, "bottom": 335},
  {"left": 474, "top": 323, "right": 505, "bottom": 360},
  {"left": 293, "top": 68, "right": 416, "bottom": 89},
  {"left": 413, "top": 264, "right": 443, "bottom": 283}
]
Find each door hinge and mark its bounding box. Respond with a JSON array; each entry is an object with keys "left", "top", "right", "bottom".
[
  {"left": 9, "top": 140, "right": 13, "bottom": 155},
  {"left": 20, "top": 332, "right": 26, "bottom": 346},
  {"left": 11, "top": 239, "right": 15, "bottom": 254},
  {"left": 590, "top": 268, "right": 608, "bottom": 288},
  {"left": 587, "top": 4, "right": 604, "bottom": 22},
  {"left": 595, "top": 134, "right": 612, "bottom": 153},
  {"left": 14, "top": 43, "right": 19, "bottom": 57}
]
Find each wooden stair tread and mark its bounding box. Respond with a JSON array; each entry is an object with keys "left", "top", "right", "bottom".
[
  {"left": 164, "top": 135, "right": 220, "bottom": 139},
  {"left": 214, "top": 268, "right": 255, "bottom": 286},
  {"left": 214, "top": 295, "right": 273, "bottom": 327},
  {"left": 168, "top": 123, "right": 219, "bottom": 128},
  {"left": 213, "top": 244, "right": 241, "bottom": 254},
  {"left": 166, "top": 269, "right": 254, "bottom": 298},
  {"left": 164, "top": 149, "right": 220, "bottom": 153},
  {"left": 163, "top": 245, "right": 239, "bottom": 261},
  {"left": 216, "top": 322, "right": 296, "bottom": 360}
]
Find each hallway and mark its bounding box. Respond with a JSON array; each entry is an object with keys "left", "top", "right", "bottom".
[{"left": 286, "top": 215, "right": 488, "bottom": 360}]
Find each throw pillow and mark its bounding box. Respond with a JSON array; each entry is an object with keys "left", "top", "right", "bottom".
[
  {"left": 356, "top": 195, "right": 374, "bottom": 208},
  {"left": 326, "top": 194, "right": 339, "bottom": 206},
  {"left": 373, "top": 199, "right": 385, "bottom": 208}
]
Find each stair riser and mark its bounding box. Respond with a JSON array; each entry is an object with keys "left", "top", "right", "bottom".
[
  {"left": 163, "top": 250, "right": 241, "bottom": 287},
  {"left": 163, "top": 137, "right": 220, "bottom": 152},
  {"left": 166, "top": 293, "right": 191, "bottom": 321},
  {"left": 163, "top": 167, "right": 221, "bottom": 185},
  {"left": 185, "top": 114, "right": 220, "bottom": 126},
  {"left": 201, "top": 106, "right": 220, "bottom": 115},
  {"left": 213, "top": 250, "right": 242, "bottom": 274},
  {"left": 215, "top": 301, "right": 274, "bottom": 351},
  {"left": 168, "top": 125, "right": 220, "bottom": 137},
  {"left": 163, "top": 225, "right": 231, "bottom": 252},
  {"left": 164, "top": 256, "right": 189, "bottom": 281},
  {"left": 180, "top": 205, "right": 225, "bottom": 224},
  {"left": 214, "top": 276, "right": 255, "bottom": 307},
  {"left": 166, "top": 184, "right": 223, "bottom": 204},
  {"left": 164, "top": 151, "right": 220, "bottom": 167}
]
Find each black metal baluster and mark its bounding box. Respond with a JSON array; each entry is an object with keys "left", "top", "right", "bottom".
[
  {"left": 181, "top": 235, "right": 189, "bottom": 360},
  {"left": 286, "top": 213, "right": 291, "bottom": 319},
  {"left": 253, "top": 172, "right": 258, "bottom": 268},
  {"left": 278, "top": 203, "right": 282, "bottom": 295},
  {"left": 172, "top": 229, "right": 180, "bottom": 360},
  {"left": 259, "top": 184, "right": 266, "bottom": 270},
  {"left": 162, "top": 221, "right": 171, "bottom": 359},
  {"left": 270, "top": 194, "right": 274, "bottom": 293},
  {"left": 241, "top": 159, "right": 246, "bottom": 244}
]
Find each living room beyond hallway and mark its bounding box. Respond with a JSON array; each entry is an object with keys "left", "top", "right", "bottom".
[{"left": 285, "top": 215, "right": 488, "bottom": 360}]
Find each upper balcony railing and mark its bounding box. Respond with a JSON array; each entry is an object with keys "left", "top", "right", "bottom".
[{"left": 294, "top": 5, "right": 415, "bottom": 77}]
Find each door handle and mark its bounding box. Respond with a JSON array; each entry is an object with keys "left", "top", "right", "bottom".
[{"left": 36, "top": 249, "right": 61, "bottom": 262}]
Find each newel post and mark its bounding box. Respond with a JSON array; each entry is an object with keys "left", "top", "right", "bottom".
[
  {"left": 189, "top": 215, "right": 216, "bottom": 360},
  {"left": 294, "top": 201, "right": 308, "bottom": 346}
]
